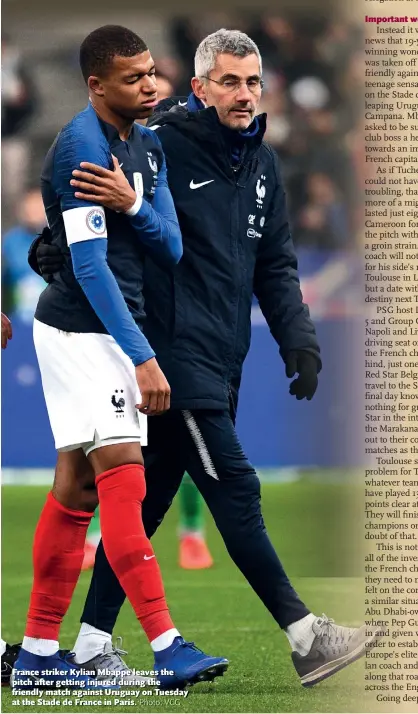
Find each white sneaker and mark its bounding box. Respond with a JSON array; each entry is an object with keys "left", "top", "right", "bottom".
[
  {"left": 291, "top": 615, "right": 383, "bottom": 687},
  {"left": 72, "top": 637, "right": 155, "bottom": 687}
]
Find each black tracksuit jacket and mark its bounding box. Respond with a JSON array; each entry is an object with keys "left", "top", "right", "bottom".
[{"left": 142, "top": 102, "right": 320, "bottom": 410}]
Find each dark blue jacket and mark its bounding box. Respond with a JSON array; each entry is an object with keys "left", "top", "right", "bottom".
[{"left": 142, "top": 101, "right": 320, "bottom": 410}]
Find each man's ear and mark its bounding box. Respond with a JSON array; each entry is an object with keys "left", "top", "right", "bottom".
[
  {"left": 88, "top": 76, "right": 105, "bottom": 98},
  {"left": 191, "top": 76, "right": 207, "bottom": 103}
]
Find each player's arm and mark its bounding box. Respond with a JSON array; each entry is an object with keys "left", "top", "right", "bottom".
[
  {"left": 125, "top": 150, "right": 182, "bottom": 265},
  {"left": 70, "top": 147, "right": 182, "bottom": 265},
  {"left": 53, "top": 130, "right": 155, "bottom": 369},
  {"left": 253, "top": 151, "right": 321, "bottom": 399},
  {"left": 67, "top": 228, "right": 170, "bottom": 413}
]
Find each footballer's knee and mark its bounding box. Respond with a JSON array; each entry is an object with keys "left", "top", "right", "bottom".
[
  {"left": 79, "top": 482, "right": 99, "bottom": 512},
  {"left": 87, "top": 441, "right": 144, "bottom": 477},
  {"left": 52, "top": 448, "right": 97, "bottom": 511}
]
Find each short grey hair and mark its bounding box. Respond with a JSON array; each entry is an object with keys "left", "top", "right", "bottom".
[{"left": 194, "top": 29, "right": 262, "bottom": 79}]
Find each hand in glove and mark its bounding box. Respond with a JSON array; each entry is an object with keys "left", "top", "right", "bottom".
[
  {"left": 29, "top": 227, "right": 64, "bottom": 283},
  {"left": 285, "top": 351, "right": 319, "bottom": 401}
]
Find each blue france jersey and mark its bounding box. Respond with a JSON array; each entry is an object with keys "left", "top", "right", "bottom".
[{"left": 36, "top": 103, "right": 170, "bottom": 334}]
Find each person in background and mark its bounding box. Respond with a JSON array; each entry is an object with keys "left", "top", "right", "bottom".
[
  {"left": 294, "top": 172, "right": 350, "bottom": 250},
  {"left": 2, "top": 187, "right": 46, "bottom": 323},
  {"left": 1, "top": 35, "right": 38, "bottom": 228},
  {"left": 178, "top": 474, "right": 213, "bottom": 569},
  {"left": 154, "top": 71, "right": 174, "bottom": 101}
]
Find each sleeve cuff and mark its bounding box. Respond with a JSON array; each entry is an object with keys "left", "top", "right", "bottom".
[
  {"left": 133, "top": 349, "right": 155, "bottom": 366},
  {"left": 125, "top": 195, "right": 143, "bottom": 216}
]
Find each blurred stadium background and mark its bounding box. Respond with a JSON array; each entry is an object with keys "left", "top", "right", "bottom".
[{"left": 2, "top": 3, "right": 368, "bottom": 711}]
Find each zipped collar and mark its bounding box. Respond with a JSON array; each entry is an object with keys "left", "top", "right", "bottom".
[
  {"left": 152, "top": 98, "right": 267, "bottom": 175},
  {"left": 186, "top": 92, "right": 204, "bottom": 113},
  {"left": 184, "top": 92, "right": 266, "bottom": 150}
]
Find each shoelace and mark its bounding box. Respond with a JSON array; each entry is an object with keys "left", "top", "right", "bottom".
[
  {"left": 64, "top": 638, "right": 129, "bottom": 673},
  {"left": 170, "top": 639, "right": 204, "bottom": 656},
  {"left": 98, "top": 637, "right": 129, "bottom": 673},
  {"left": 317, "top": 614, "right": 353, "bottom": 645},
  {"left": 317, "top": 614, "right": 335, "bottom": 632},
  {"left": 112, "top": 637, "right": 129, "bottom": 669},
  {"left": 114, "top": 636, "right": 128, "bottom": 658}
]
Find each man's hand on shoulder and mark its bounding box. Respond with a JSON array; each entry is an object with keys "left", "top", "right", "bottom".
[
  {"left": 284, "top": 350, "right": 320, "bottom": 401},
  {"left": 70, "top": 155, "right": 137, "bottom": 213}
]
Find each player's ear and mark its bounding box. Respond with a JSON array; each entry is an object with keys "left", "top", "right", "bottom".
[
  {"left": 88, "top": 76, "right": 105, "bottom": 98},
  {"left": 191, "top": 77, "right": 207, "bottom": 103}
]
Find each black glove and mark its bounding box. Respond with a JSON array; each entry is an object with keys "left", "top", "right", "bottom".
[
  {"left": 28, "top": 227, "right": 64, "bottom": 283},
  {"left": 285, "top": 351, "right": 319, "bottom": 401}
]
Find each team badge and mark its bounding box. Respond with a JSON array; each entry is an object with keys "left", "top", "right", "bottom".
[
  {"left": 86, "top": 208, "right": 106, "bottom": 235},
  {"left": 148, "top": 155, "right": 158, "bottom": 173},
  {"left": 256, "top": 176, "right": 266, "bottom": 208}
]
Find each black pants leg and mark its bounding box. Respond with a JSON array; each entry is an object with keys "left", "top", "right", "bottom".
[
  {"left": 80, "top": 409, "right": 309, "bottom": 633},
  {"left": 79, "top": 413, "right": 185, "bottom": 633},
  {"left": 180, "top": 409, "right": 310, "bottom": 629}
]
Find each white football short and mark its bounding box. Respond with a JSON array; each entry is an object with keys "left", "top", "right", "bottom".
[{"left": 33, "top": 318, "right": 147, "bottom": 455}]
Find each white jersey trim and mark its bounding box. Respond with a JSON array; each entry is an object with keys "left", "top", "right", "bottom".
[{"left": 125, "top": 195, "right": 143, "bottom": 216}]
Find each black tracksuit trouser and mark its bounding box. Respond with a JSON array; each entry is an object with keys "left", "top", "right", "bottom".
[{"left": 80, "top": 408, "right": 309, "bottom": 632}]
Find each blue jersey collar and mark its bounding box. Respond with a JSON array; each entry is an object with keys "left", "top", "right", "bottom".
[{"left": 87, "top": 102, "right": 136, "bottom": 143}]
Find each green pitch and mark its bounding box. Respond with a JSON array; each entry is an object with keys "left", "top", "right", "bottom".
[{"left": 2, "top": 478, "right": 372, "bottom": 713}]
